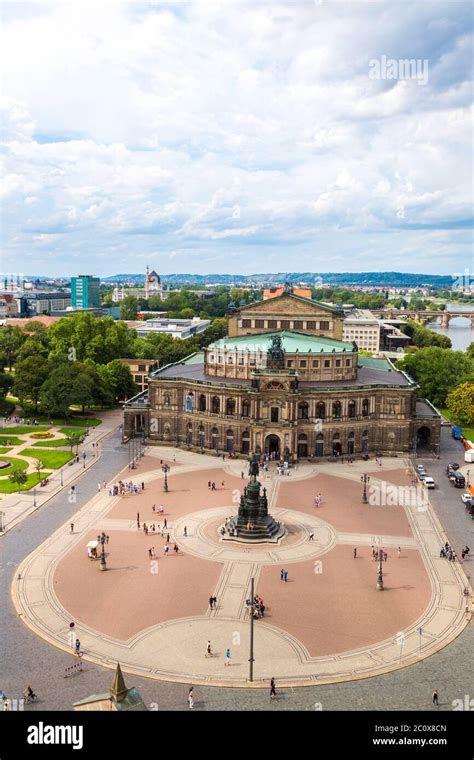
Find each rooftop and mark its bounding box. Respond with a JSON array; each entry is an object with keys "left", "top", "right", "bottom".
[
  {"left": 209, "top": 330, "right": 354, "bottom": 354},
  {"left": 153, "top": 352, "right": 413, "bottom": 389}
]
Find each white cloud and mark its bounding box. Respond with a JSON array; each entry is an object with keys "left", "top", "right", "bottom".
[{"left": 1, "top": 0, "right": 472, "bottom": 275}]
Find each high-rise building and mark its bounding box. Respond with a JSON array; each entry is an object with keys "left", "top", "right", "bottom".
[{"left": 71, "top": 275, "right": 101, "bottom": 309}]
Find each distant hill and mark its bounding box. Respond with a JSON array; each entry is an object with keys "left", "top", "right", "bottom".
[{"left": 101, "top": 272, "right": 454, "bottom": 287}]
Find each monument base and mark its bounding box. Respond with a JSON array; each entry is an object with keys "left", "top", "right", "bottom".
[{"left": 221, "top": 516, "right": 287, "bottom": 544}]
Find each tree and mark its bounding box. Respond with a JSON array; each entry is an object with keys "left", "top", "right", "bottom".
[
  {"left": 396, "top": 348, "right": 473, "bottom": 407},
  {"left": 13, "top": 355, "right": 50, "bottom": 411},
  {"left": 103, "top": 360, "right": 138, "bottom": 401},
  {"left": 120, "top": 296, "right": 139, "bottom": 320},
  {"left": 0, "top": 325, "right": 24, "bottom": 369},
  {"left": 34, "top": 459, "right": 43, "bottom": 481},
  {"left": 446, "top": 382, "right": 474, "bottom": 426},
  {"left": 65, "top": 432, "right": 83, "bottom": 454},
  {"left": 466, "top": 342, "right": 474, "bottom": 360},
  {"left": 9, "top": 468, "right": 28, "bottom": 492}
]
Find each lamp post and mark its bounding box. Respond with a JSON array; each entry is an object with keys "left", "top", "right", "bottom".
[
  {"left": 162, "top": 464, "right": 170, "bottom": 492},
  {"left": 467, "top": 470, "right": 470, "bottom": 487},
  {"left": 0, "top": 511, "right": 5, "bottom": 533},
  {"left": 361, "top": 474, "right": 370, "bottom": 503},
  {"left": 248, "top": 576, "right": 255, "bottom": 682},
  {"left": 33, "top": 488, "right": 37, "bottom": 508},
  {"left": 60, "top": 467, "right": 63, "bottom": 487},
  {"left": 97, "top": 532, "right": 109, "bottom": 571},
  {"left": 82, "top": 452, "right": 86, "bottom": 469},
  {"left": 376, "top": 559, "right": 384, "bottom": 590}
]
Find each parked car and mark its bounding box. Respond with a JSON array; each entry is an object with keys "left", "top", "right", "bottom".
[
  {"left": 447, "top": 462, "right": 460, "bottom": 472},
  {"left": 424, "top": 477, "right": 435, "bottom": 489},
  {"left": 451, "top": 471, "right": 466, "bottom": 488},
  {"left": 418, "top": 472, "right": 427, "bottom": 481},
  {"left": 461, "top": 493, "right": 472, "bottom": 504},
  {"left": 464, "top": 499, "right": 474, "bottom": 517}
]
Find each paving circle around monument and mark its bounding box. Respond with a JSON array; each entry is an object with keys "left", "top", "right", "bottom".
[{"left": 175, "top": 506, "right": 338, "bottom": 563}]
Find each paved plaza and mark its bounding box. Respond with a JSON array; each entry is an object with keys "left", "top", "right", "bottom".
[{"left": 12, "top": 445, "right": 471, "bottom": 690}]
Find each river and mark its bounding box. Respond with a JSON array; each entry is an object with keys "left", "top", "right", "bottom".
[{"left": 426, "top": 303, "right": 473, "bottom": 352}]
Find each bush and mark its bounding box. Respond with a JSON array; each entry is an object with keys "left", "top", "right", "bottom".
[{"left": 30, "top": 431, "right": 54, "bottom": 439}]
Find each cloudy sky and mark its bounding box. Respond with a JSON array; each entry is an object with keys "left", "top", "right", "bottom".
[{"left": 1, "top": 0, "right": 473, "bottom": 277}]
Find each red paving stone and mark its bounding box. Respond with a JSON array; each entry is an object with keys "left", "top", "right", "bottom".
[
  {"left": 367, "top": 468, "right": 414, "bottom": 487},
  {"left": 53, "top": 530, "right": 223, "bottom": 641},
  {"left": 277, "top": 473, "right": 413, "bottom": 537},
  {"left": 258, "top": 544, "right": 431, "bottom": 656},
  {"left": 114, "top": 455, "right": 181, "bottom": 479},
  {"left": 108, "top": 468, "right": 243, "bottom": 522}
]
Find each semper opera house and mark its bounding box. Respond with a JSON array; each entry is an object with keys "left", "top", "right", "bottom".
[{"left": 123, "top": 292, "right": 441, "bottom": 459}]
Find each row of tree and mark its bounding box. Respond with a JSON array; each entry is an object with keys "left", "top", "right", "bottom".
[{"left": 114, "top": 286, "right": 260, "bottom": 320}]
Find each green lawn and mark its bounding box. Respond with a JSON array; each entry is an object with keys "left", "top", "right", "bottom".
[
  {"left": 36, "top": 417, "right": 102, "bottom": 428},
  {"left": 21, "top": 449, "right": 74, "bottom": 469},
  {"left": 0, "top": 456, "right": 29, "bottom": 472},
  {"left": 0, "top": 436, "right": 25, "bottom": 446},
  {"left": 0, "top": 471, "right": 51, "bottom": 494},
  {"left": 31, "top": 438, "right": 70, "bottom": 448},
  {"left": 1, "top": 426, "right": 49, "bottom": 434},
  {"left": 439, "top": 408, "right": 474, "bottom": 442},
  {"left": 58, "top": 427, "right": 87, "bottom": 438},
  {"left": 0, "top": 447, "right": 13, "bottom": 454}
]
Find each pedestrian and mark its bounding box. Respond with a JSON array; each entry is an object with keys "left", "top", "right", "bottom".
[
  {"left": 241, "top": 471, "right": 244, "bottom": 479},
  {"left": 353, "top": 547, "right": 357, "bottom": 559},
  {"left": 225, "top": 648, "right": 231, "bottom": 666},
  {"left": 164, "top": 544, "right": 169, "bottom": 555},
  {"left": 188, "top": 687, "right": 194, "bottom": 709},
  {"left": 166, "top": 533, "right": 170, "bottom": 543},
  {"left": 280, "top": 569, "right": 284, "bottom": 581},
  {"left": 209, "top": 596, "right": 214, "bottom": 609},
  {"left": 284, "top": 570, "right": 288, "bottom": 583},
  {"left": 152, "top": 504, "right": 156, "bottom": 512},
  {"left": 97, "top": 483, "right": 101, "bottom": 492},
  {"left": 208, "top": 481, "right": 211, "bottom": 489},
  {"left": 173, "top": 544, "right": 179, "bottom": 553},
  {"left": 164, "top": 519, "right": 168, "bottom": 529},
  {"left": 75, "top": 639, "right": 81, "bottom": 654},
  {"left": 141, "top": 482, "right": 145, "bottom": 491},
  {"left": 397, "top": 546, "right": 401, "bottom": 558},
  {"left": 212, "top": 596, "right": 217, "bottom": 609},
  {"left": 205, "top": 641, "right": 212, "bottom": 657},
  {"left": 270, "top": 677, "right": 276, "bottom": 700},
  {"left": 70, "top": 523, "right": 74, "bottom": 534},
  {"left": 432, "top": 689, "right": 439, "bottom": 707},
  {"left": 309, "top": 532, "right": 314, "bottom": 541},
  {"left": 148, "top": 548, "right": 152, "bottom": 558},
  {"left": 221, "top": 481, "right": 225, "bottom": 488},
  {"left": 184, "top": 526, "right": 187, "bottom": 537}
]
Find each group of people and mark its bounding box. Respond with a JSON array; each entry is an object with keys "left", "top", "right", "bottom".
[
  {"left": 245, "top": 595, "right": 266, "bottom": 618},
  {"left": 109, "top": 480, "right": 145, "bottom": 496},
  {"left": 440, "top": 542, "right": 470, "bottom": 561},
  {"left": 314, "top": 493, "right": 322, "bottom": 508},
  {"left": 280, "top": 569, "right": 289, "bottom": 582},
  {"left": 148, "top": 544, "right": 179, "bottom": 558},
  {"left": 208, "top": 480, "right": 224, "bottom": 490}
]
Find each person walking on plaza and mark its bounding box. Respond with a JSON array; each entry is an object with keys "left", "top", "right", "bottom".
[
  {"left": 75, "top": 639, "right": 81, "bottom": 655},
  {"left": 164, "top": 518, "right": 168, "bottom": 529},
  {"left": 164, "top": 544, "right": 169, "bottom": 556},
  {"left": 309, "top": 532, "right": 314, "bottom": 541},
  {"left": 184, "top": 526, "right": 187, "bottom": 537},
  {"left": 284, "top": 570, "right": 288, "bottom": 583},
  {"left": 432, "top": 689, "right": 439, "bottom": 707},
  {"left": 280, "top": 569, "right": 284, "bottom": 581},
  {"left": 397, "top": 546, "right": 401, "bottom": 558},
  {"left": 205, "top": 641, "right": 212, "bottom": 657},
  {"left": 188, "top": 687, "right": 194, "bottom": 709},
  {"left": 225, "top": 648, "right": 231, "bottom": 666},
  {"left": 353, "top": 547, "right": 357, "bottom": 559},
  {"left": 270, "top": 677, "right": 276, "bottom": 700}
]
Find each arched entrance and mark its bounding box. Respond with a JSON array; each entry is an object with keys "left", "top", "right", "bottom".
[
  {"left": 134, "top": 414, "right": 145, "bottom": 433},
  {"left": 417, "top": 426, "right": 431, "bottom": 449},
  {"left": 315, "top": 433, "right": 324, "bottom": 457},
  {"left": 332, "top": 433, "right": 341, "bottom": 456},
  {"left": 241, "top": 430, "right": 250, "bottom": 455},
  {"left": 297, "top": 433, "right": 308, "bottom": 458},
  {"left": 265, "top": 434, "right": 281, "bottom": 457},
  {"left": 347, "top": 432, "right": 355, "bottom": 455}
]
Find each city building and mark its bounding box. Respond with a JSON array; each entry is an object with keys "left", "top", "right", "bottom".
[
  {"left": 343, "top": 308, "right": 381, "bottom": 353},
  {"left": 71, "top": 275, "right": 101, "bottom": 309},
  {"left": 119, "top": 359, "right": 159, "bottom": 391},
  {"left": 0, "top": 294, "right": 19, "bottom": 319},
  {"left": 124, "top": 292, "right": 441, "bottom": 456},
  {"left": 19, "top": 291, "right": 71, "bottom": 317},
  {"left": 134, "top": 317, "right": 211, "bottom": 340}
]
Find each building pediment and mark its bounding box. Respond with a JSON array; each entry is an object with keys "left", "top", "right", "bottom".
[{"left": 236, "top": 293, "right": 340, "bottom": 317}]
